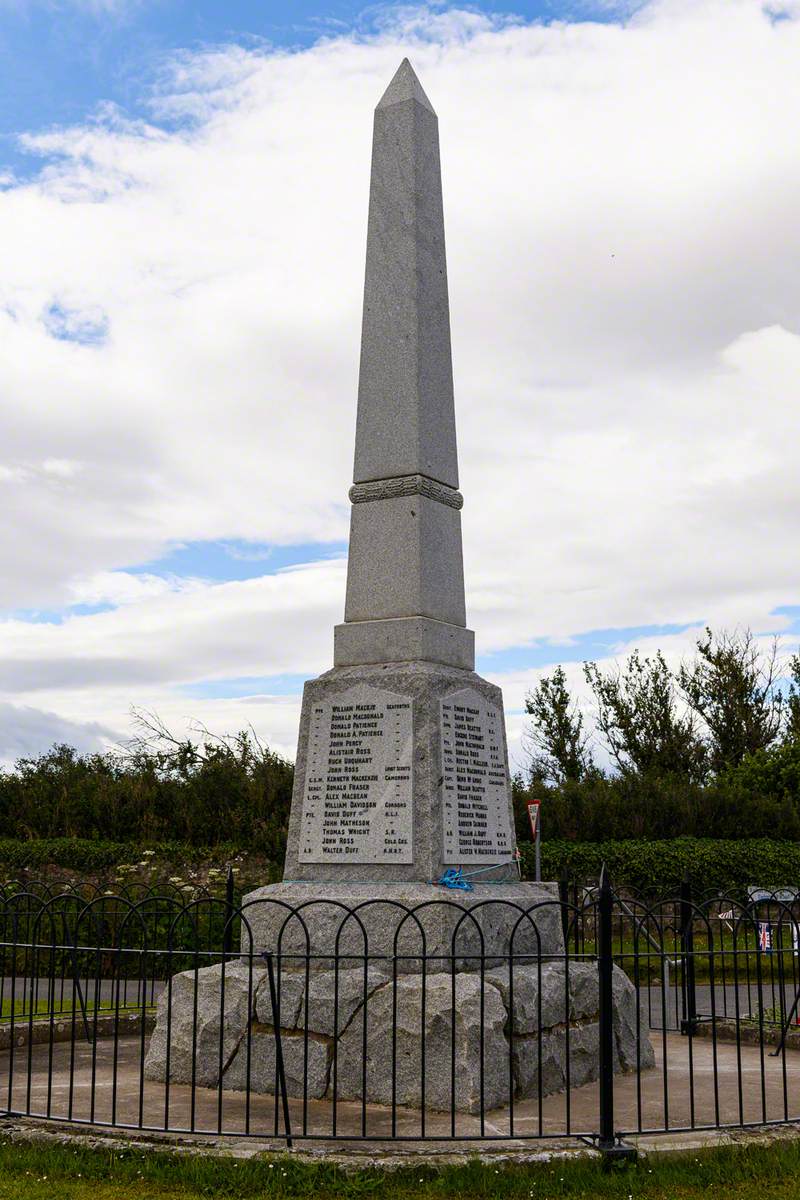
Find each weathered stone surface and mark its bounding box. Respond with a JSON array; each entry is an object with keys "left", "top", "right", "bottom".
[
  {"left": 333, "top": 618, "right": 474, "bottom": 670},
  {"left": 243, "top": 878, "right": 564, "bottom": 967},
  {"left": 612, "top": 964, "right": 655, "bottom": 1071},
  {"left": 504, "top": 964, "right": 653, "bottom": 1099},
  {"left": 513, "top": 1031, "right": 567, "bottom": 1098},
  {"left": 254, "top": 965, "right": 388, "bottom": 1037},
  {"left": 353, "top": 61, "right": 459, "bottom": 491},
  {"left": 570, "top": 962, "right": 600, "bottom": 1020},
  {"left": 485, "top": 961, "right": 599, "bottom": 1033},
  {"left": 145, "top": 957, "right": 654, "bottom": 1112},
  {"left": 336, "top": 58, "right": 472, "bottom": 672},
  {"left": 224, "top": 1028, "right": 330, "bottom": 1100},
  {"left": 485, "top": 963, "right": 572, "bottom": 1033},
  {"left": 514, "top": 1023, "right": 601, "bottom": 1098},
  {"left": 144, "top": 962, "right": 265, "bottom": 1086},
  {"left": 344, "top": 496, "right": 466, "bottom": 627},
  {"left": 252, "top": 970, "right": 305, "bottom": 1030},
  {"left": 335, "top": 973, "right": 509, "bottom": 1114},
  {"left": 304, "top": 966, "right": 389, "bottom": 1037},
  {"left": 560, "top": 1022, "right": 601, "bottom": 1089}
]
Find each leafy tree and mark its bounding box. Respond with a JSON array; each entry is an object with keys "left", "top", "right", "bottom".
[
  {"left": 524, "top": 666, "right": 592, "bottom": 784},
  {"left": 785, "top": 653, "right": 800, "bottom": 744},
  {"left": 0, "top": 712, "right": 294, "bottom": 858},
  {"left": 678, "top": 628, "right": 783, "bottom": 772},
  {"left": 584, "top": 650, "right": 706, "bottom": 781}
]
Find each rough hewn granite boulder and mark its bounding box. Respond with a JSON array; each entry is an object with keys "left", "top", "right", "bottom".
[
  {"left": 144, "top": 956, "right": 654, "bottom": 1112},
  {"left": 254, "top": 965, "right": 388, "bottom": 1037},
  {"left": 144, "top": 961, "right": 266, "bottom": 1086},
  {"left": 335, "top": 972, "right": 509, "bottom": 1114},
  {"left": 484, "top": 961, "right": 599, "bottom": 1032},
  {"left": 490, "top": 962, "right": 652, "bottom": 1100},
  {"left": 224, "top": 1027, "right": 330, "bottom": 1099}
]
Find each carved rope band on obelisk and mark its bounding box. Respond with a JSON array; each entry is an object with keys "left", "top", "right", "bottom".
[{"left": 270, "top": 60, "right": 530, "bottom": 891}]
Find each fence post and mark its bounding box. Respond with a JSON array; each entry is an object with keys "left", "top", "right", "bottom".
[
  {"left": 223, "top": 867, "right": 234, "bottom": 962},
  {"left": 559, "top": 874, "right": 570, "bottom": 950},
  {"left": 597, "top": 866, "right": 636, "bottom": 1164},
  {"left": 680, "top": 873, "right": 698, "bottom": 1037},
  {"left": 263, "top": 951, "right": 293, "bottom": 1148}
]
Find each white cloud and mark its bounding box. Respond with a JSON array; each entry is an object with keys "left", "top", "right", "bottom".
[
  {"left": 65, "top": 569, "right": 198, "bottom": 606},
  {"left": 1, "top": 561, "right": 343, "bottom": 694},
  {"left": 2, "top": 0, "right": 800, "bottom": 757},
  {"left": 0, "top": 701, "right": 115, "bottom": 765}
]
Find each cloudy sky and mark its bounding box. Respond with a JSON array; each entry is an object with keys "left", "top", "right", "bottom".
[{"left": 1, "top": 0, "right": 798, "bottom": 768}]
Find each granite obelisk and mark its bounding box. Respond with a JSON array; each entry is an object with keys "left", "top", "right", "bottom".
[
  {"left": 333, "top": 59, "right": 473, "bottom": 674},
  {"left": 274, "top": 59, "right": 524, "bottom": 896}
]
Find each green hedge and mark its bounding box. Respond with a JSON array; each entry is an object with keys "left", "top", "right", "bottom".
[
  {"left": 0, "top": 838, "right": 243, "bottom": 873},
  {"left": 0, "top": 742, "right": 293, "bottom": 854},
  {"left": 4, "top": 835, "right": 800, "bottom": 900},
  {"left": 521, "top": 837, "right": 800, "bottom": 895}
]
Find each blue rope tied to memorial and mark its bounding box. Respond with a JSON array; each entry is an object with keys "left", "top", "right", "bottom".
[{"left": 436, "top": 857, "right": 519, "bottom": 891}]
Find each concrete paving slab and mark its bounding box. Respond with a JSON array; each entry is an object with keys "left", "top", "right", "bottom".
[{"left": 3, "top": 1030, "right": 800, "bottom": 1150}]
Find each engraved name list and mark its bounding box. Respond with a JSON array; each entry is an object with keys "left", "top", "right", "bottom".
[
  {"left": 441, "top": 688, "right": 514, "bottom": 863},
  {"left": 299, "top": 685, "right": 414, "bottom": 863}
]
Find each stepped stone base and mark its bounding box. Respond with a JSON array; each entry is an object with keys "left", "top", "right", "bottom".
[
  {"left": 144, "top": 959, "right": 654, "bottom": 1114},
  {"left": 239, "top": 880, "right": 564, "bottom": 969}
]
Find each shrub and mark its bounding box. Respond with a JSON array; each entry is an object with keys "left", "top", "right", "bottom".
[
  {"left": 0, "top": 737, "right": 294, "bottom": 855},
  {"left": 521, "top": 837, "right": 800, "bottom": 896}
]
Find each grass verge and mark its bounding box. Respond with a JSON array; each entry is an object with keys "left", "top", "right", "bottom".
[{"left": 2, "top": 1134, "right": 800, "bottom": 1199}]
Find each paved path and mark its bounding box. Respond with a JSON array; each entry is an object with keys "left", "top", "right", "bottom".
[{"left": 2, "top": 1032, "right": 800, "bottom": 1145}]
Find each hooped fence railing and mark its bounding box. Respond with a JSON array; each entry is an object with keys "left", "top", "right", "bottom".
[{"left": 2, "top": 873, "right": 800, "bottom": 1154}]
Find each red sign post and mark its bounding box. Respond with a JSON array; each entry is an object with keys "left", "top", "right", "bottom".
[{"left": 527, "top": 801, "right": 540, "bottom": 841}]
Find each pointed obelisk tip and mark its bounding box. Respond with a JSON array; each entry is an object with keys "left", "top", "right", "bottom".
[{"left": 376, "top": 58, "right": 435, "bottom": 114}]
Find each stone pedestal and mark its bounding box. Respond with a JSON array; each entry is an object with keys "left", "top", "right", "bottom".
[
  {"left": 240, "top": 880, "right": 564, "bottom": 968},
  {"left": 283, "top": 661, "right": 519, "bottom": 887}
]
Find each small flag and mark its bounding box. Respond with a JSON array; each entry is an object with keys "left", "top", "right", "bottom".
[{"left": 758, "top": 922, "right": 772, "bottom": 953}]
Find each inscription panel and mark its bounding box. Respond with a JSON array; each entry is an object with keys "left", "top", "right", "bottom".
[
  {"left": 299, "top": 685, "right": 413, "bottom": 863},
  {"left": 441, "top": 688, "right": 513, "bottom": 863}
]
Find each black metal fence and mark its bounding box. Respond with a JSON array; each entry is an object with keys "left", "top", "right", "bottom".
[{"left": 3, "top": 873, "right": 800, "bottom": 1153}]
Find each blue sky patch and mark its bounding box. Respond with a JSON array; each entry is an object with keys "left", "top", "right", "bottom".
[
  {"left": 477, "top": 620, "right": 701, "bottom": 679},
  {"left": 180, "top": 673, "right": 309, "bottom": 699},
  {"left": 42, "top": 302, "right": 109, "bottom": 346},
  {"left": 4, "top": 602, "right": 114, "bottom": 626},
  {"left": 1, "top": 1, "right": 633, "bottom": 178},
  {"left": 127, "top": 538, "right": 348, "bottom": 583}
]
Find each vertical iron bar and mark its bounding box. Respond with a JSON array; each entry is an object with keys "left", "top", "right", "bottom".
[
  {"left": 263, "top": 952, "right": 293, "bottom": 1148},
  {"left": 597, "top": 866, "right": 615, "bottom": 1152},
  {"left": 222, "top": 868, "right": 234, "bottom": 962},
  {"left": 680, "top": 874, "right": 698, "bottom": 1036},
  {"left": 559, "top": 875, "right": 570, "bottom": 951}
]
